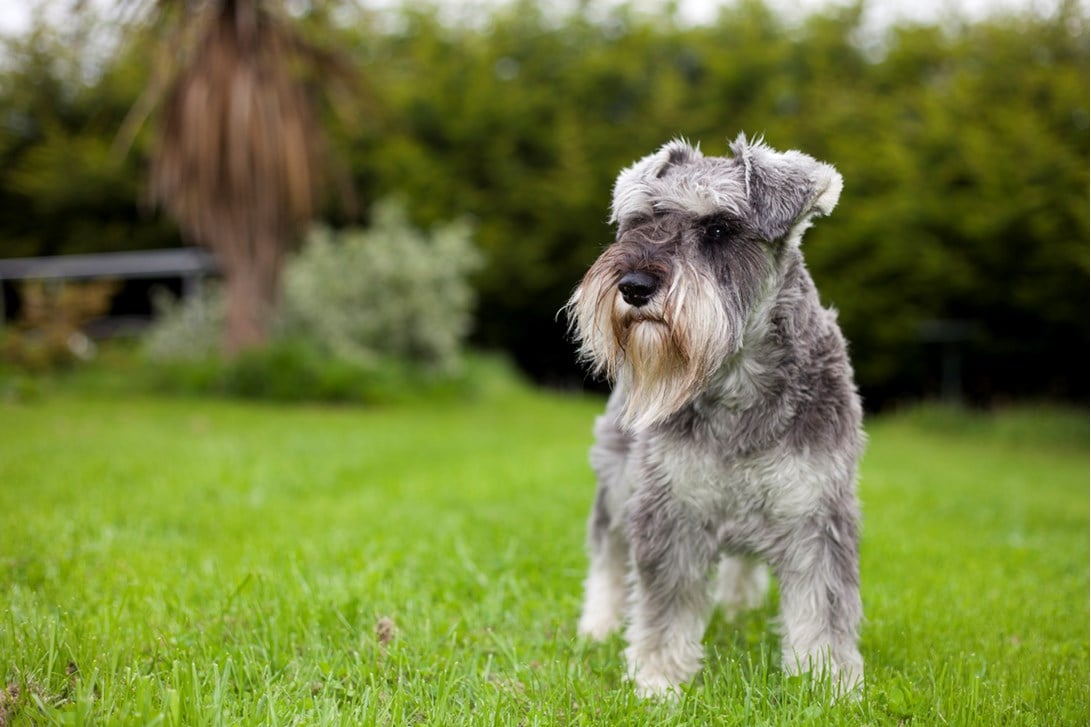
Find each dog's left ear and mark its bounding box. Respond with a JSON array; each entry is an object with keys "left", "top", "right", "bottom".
[{"left": 729, "top": 133, "right": 843, "bottom": 245}]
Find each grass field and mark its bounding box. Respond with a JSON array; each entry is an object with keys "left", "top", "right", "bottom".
[{"left": 1, "top": 380, "right": 1087, "bottom": 725}]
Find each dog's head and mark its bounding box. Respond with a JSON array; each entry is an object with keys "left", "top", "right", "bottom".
[{"left": 567, "top": 134, "right": 842, "bottom": 431}]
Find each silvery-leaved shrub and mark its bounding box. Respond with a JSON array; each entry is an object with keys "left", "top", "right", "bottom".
[
  {"left": 143, "top": 199, "right": 481, "bottom": 379},
  {"left": 144, "top": 284, "right": 224, "bottom": 362},
  {"left": 280, "top": 199, "right": 481, "bottom": 370}
]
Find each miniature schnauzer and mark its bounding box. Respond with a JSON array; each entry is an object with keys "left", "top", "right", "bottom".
[{"left": 566, "top": 134, "right": 864, "bottom": 697}]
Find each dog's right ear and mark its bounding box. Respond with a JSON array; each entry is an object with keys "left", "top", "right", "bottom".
[{"left": 610, "top": 139, "right": 703, "bottom": 224}]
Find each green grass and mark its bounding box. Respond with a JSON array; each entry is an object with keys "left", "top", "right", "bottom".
[{"left": 0, "top": 382, "right": 1086, "bottom": 725}]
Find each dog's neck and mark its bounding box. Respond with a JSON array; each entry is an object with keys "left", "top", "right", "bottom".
[{"left": 702, "top": 249, "right": 819, "bottom": 413}]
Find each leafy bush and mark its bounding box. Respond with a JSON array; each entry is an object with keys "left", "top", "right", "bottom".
[
  {"left": 143, "top": 343, "right": 523, "bottom": 406},
  {"left": 140, "top": 199, "right": 485, "bottom": 402},
  {"left": 1, "top": 280, "right": 119, "bottom": 372},
  {"left": 220, "top": 339, "right": 399, "bottom": 404},
  {"left": 280, "top": 199, "right": 482, "bottom": 371},
  {"left": 144, "top": 284, "right": 224, "bottom": 362}
]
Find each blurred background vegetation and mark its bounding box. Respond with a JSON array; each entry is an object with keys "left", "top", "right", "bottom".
[{"left": 0, "top": 0, "right": 1086, "bottom": 409}]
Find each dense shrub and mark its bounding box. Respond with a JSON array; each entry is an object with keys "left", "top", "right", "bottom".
[
  {"left": 140, "top": 199, "right": 485, "bottom": 402},
  {"left": 0, "top": 280, "right": 118, "bottom": 372},
  {"left": 280, "top": 199, "right": 482, "bottom": 371},
  {"left": 143, "top": 343, "right": 523, "bottom": 405},
  {"left": 144, "top": 284, "right": 224, "bottom": 362}
]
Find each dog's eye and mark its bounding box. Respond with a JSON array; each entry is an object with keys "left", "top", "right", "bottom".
[{"left": 701, "top": 220, "right": 737, "bottom": 245}]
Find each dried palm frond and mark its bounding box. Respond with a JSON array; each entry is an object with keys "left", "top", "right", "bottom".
[
  {"left": 116, "top": 0, "right": 360, "bottom": 352},
  {"left": 150, "top": 0, "right": 324, "bottom": 250}
]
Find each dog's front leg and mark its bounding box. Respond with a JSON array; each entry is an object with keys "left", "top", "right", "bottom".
[
  {"left": 624, "top": 483, "right": 717, "bottom": 698},
  {"left": 578, "top": 408, "right": 636, "bottom": 641},
  {"left": 577, "top": 499, "right": 629, "bottom": 641},
  {"left": 772, "top": 510, "right": 864, "bottom": 694}
]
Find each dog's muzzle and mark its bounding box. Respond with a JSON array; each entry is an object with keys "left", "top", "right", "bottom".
[{"left": 618, "top": 271, "right": 659, "bottom": 308}]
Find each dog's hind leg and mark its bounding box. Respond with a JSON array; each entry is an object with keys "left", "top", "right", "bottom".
[{"left": 713, "top": 555, "right": 770, "bottom": 620}]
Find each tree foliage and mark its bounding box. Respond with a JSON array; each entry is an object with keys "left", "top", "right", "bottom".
[
  {"left": 0, "top": 24, "right": 177, "bottom": 257},
  {"left": 0, "top": 0, "right": 1086, "bottom": 404}
]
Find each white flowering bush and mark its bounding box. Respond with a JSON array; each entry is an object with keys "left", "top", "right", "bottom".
[{"left": 280, "top": 199, "right": 482, "bottom": 370}]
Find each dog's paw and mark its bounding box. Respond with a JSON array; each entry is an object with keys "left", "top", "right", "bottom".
[
  {"left": 577, "top": 580, "right": 625, "bottom": 641},
  {"left": 783, "top": 649, "right": 864, "bottom": 702},
  {"left": 631, "top": 674, "right": 684, "bottom": 701},
  {"left": 624, "top": 644, "right": 698, "bottom": 700},
  {"left": 833, "top": 661, "right": 864, "bottom": 701},
  {"left": 626, "top": 664, "right": 686, "bottom": 701},
  {"left": 576, "top": 609, "right": 621, "bottom": 642}
]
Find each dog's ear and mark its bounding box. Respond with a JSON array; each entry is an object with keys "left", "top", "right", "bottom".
[
  {"left": 611, "top": 139, "right": 703, "bottom": 223},
  {"left": 729, "top": 133, "right": 843, "bottom": 245}
]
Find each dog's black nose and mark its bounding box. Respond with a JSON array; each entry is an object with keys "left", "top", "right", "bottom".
[{"left": 618, "top": 271, "right": 659, "bottom": 307}]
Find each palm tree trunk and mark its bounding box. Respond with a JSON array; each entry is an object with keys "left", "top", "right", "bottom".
[{"left": 220, "top": 228, "right": 284, "bottom": 355}]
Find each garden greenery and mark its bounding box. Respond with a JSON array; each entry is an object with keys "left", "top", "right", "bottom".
[
  {"left": 281, "top": 200, "right": 481, "bottom": 371},
  {"left": 0, "top": 1, "right": 1087, "bottom": 404},
  {"left": 144, "top": 284, "right": 224, "bottom": 363},
  {"left": 141, "top": 200, "right": 482, "bottom": 402}
]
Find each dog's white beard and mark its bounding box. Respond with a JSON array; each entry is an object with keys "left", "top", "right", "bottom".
[
  {"left": 569, "top": 263, "right": 735, "bottom": 432},
  {"left": 616, "top": 320, "right": 697, "bottom": 431}
]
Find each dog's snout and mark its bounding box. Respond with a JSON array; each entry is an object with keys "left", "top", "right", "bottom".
[{"left": 618, "top": 271, "right": 659, "bottom": 307}]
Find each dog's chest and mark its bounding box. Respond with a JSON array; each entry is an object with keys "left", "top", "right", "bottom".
[{"left": 649, "top": 434, "right": 830, "bottom": 525}]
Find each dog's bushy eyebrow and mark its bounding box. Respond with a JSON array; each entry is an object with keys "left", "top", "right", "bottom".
[
  {"left": 623, "top": 214, "right": 654, "bottom": 227},
  {"left": 616, "top": 211, "right": 680, "bottom": 233},
  {"left": 695, "top": 212, "right": 744, "bottom": 227}
]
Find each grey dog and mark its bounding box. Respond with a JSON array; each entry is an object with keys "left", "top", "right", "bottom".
[{"left": 566, "top": 134, "right": 864, "bottom": 697}]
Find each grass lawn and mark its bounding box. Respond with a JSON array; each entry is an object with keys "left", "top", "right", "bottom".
[{"left": 0, "top": 381, "right": 1087, "bottom": 725}]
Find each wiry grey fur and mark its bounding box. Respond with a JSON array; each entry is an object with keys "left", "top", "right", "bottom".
[{"left": 566, "top": 134, "right": 864, "bottom": 698}]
